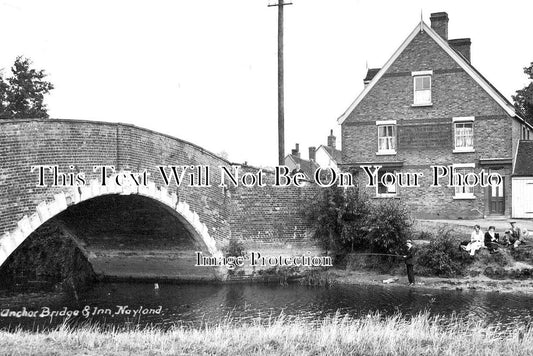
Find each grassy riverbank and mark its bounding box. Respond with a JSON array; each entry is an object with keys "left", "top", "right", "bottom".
[
  {"left": 323, "top": 268, "right": 533, "bottom": 294},
  {"left": 1, "top": 313, "right": 532, "bottom": 355}
]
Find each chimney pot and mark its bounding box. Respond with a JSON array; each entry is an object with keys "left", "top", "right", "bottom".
[
  {"left": 291, "top": 143, "right": 300, "bottom": 157},
  {"left": 327, "top": 130, "right": 336, "bottom": 150},
  {"left": 430, "top": 12, "right": 448, "bottom": 40},
  {"left": 309, "top": 146, "right": 316, "bottom": 161}
]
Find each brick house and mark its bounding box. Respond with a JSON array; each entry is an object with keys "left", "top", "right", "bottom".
[{"left": 338, "top": 12, "right": 533, "bottom": 219}]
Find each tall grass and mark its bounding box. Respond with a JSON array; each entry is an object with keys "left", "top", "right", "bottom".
[{"left": 1, "top": 312, "right": 532, "bottom": 355}]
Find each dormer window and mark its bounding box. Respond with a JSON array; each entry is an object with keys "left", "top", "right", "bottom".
[{"left": 412, "top": 70, "right": 432, "bottom": 106}]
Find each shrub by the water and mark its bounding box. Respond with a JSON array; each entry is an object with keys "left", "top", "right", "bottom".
[
  {"left": 365, "top": 200, "right": 413, "bottom": 254},
  {"left": 417, "top": 228, "right": 474, "bottom": 277},
  {"left": 478, "top": 248, "right": 513, "bottom": 267},
  {"left": 223, "top": 237, "right": 246, "bottom": 276},
  {"left": 306, "top": 186, "right": 412, "bottom": 259},
  {"left": 510, "top": 247, "right": 533, "bottom": 262}
]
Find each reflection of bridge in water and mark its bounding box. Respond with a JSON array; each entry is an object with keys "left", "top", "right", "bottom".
[{"left": 0, "top": 119, "right": 320, "bottom": 281}]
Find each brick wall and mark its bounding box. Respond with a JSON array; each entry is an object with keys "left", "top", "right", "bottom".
[
  {"left": 228, "top": 165, "right": 319, "bottom": 243},
  {"left": 0, "top": 119, "right": 318, "bottom": 251},
  {"left": 341, "top": 30, "right": 515, "bottom": 219}
]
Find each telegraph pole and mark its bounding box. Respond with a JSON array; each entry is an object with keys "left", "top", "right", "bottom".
[{"left": 269, "top": 0, "right": 292, "bottom": 165}]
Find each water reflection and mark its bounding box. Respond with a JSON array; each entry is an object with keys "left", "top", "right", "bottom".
[{"left": 1, "top": 283, "right": 532, "bottom": 331}]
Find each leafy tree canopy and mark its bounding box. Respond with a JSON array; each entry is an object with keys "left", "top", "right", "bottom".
[
  {"left": 0, "top": 56, "right": 54, "bottom": 119},
  {"left": 306, "top": 185, "right": 412, "bottom": 257},
  {"left": 513, "top": 62, "right": 533, "bottom": 125}
]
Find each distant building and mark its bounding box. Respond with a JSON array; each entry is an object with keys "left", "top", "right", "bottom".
[
  {"left": 315, "top": 130, "right": 342, "bottom": 172},
  {"left": 284, "top": 143, "right": 320, "bottom": 181},
  {"left": 338, "top": 11, "right": 533, "bottom": 219}
]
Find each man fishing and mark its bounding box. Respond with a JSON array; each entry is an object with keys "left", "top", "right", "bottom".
[{"left": 403, "top": 240, "right": 415, "bottom": 286}]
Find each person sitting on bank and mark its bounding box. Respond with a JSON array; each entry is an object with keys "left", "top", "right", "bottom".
[
  {"left": 461, "top": 225, "right": 484, "bottom": 256},
  {"left": 521, "top": 229, "right": 531, "bottom": 247},
  {"left": 403, "top": 240, "right": 415, "bottom": 286},
  {"left": 505, "top": 221, "right": 522, "bottom": 248},
  {"left": 484, "top": 226, "right": 499, "bottom": 253}
]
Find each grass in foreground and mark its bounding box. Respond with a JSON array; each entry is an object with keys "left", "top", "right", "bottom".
[{"left": 0, "top": 313, "right": 532, "bottom": 356}]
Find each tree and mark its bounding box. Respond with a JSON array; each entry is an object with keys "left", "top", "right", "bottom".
[
  {"left": 0, "top": 72, "right": 8, "bottom": 118},
  {"left": 306, "top": 186, "right": 370, "bottom": 255},
  {"left": 0, "top": 56, "right": 54, "bottom": 119},
  {"left": 306, "top": 186, "right": 413, "bottom": 259},
  {"left": 365, "top": 200, "right": 413, "bottom": 255},
  {"left": 513, "top": 62, "right": 533, "bottom": 125}
]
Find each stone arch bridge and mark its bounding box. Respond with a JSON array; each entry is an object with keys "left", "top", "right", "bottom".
[{"left": 0, "top": 119, "right": 319, "bottom": 281}]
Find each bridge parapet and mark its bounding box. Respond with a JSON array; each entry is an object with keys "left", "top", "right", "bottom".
[{"left": 0, "top": 119, "right": 320, "bottom": 275}]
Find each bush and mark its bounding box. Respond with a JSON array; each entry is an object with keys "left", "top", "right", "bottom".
[
  {"left": 478, "top": 249, "right": 512, "bottom": 267},
  {"left": 306, "top": 187, "right": 413, "bottom": 260},
  {"left": 510, "top": 247, "right": 533, "bottom": 262},
  {"left": 223, "top": 237, "right": 246, "bottom": 276},
  {"left": 224, "top": 237, "right": 245, "bottom": 257},
  {"left": 305, "top": 186, "right": 370, "bottom": 255},
  {"left": 416, "top": 228, "right": 473, "bottom": 277},
  {"left": 365, "top": 200, "right": 413, "bottom": 254}
]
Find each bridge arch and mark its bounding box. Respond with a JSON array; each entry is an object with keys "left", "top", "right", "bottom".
[{"left": 0, "top": 178, "right": 222, "bottom": 269}]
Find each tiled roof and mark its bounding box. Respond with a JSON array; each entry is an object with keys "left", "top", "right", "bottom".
[
  {"left": 322, "top": 145, "right": 342, "bottom": 163},
  {"left": 514, "top": 140, "right": 533, "bottom": 177},
  {"left": 286, "top": 154, "right": 320, "bottom": 179}
]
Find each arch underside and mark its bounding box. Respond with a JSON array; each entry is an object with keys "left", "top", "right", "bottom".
[{"left": 0, "top": 182, "right": 224, "bottom": 281}]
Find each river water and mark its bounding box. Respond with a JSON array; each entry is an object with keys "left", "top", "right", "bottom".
[{"left": 1, "top": 282, "right": 532, "bottom": 331}]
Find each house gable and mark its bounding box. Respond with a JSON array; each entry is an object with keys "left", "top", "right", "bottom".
[{"left": 338, "top": 21, "right": 529, "bottom": 128}]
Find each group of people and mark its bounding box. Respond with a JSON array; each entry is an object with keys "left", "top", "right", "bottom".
[
  {"left": 461, "top": 221, "right": 530, "bottom": 256},
  {"left": 401, "top": 221, "right": 530, "bottom": 286}
]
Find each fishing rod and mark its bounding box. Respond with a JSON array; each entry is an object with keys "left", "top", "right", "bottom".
[{"left": 351, "top": 253, "right": 403, "bottom": 257}]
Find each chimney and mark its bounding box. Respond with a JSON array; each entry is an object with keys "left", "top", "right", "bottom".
[
  {"left": 449, "top": 38, "right": 471, "bottom": 62},
  {"left": 291, "top": 143, "right": 300, "bottom": 157},
  {"left": 430, "top": 12, "right": 448, "bottom": 40},
  {"left": 309, "top": 146, "right": 316, "bottom": 161},
  {"left": 327, "top": 130, "right": 336, "bottom": 149}
]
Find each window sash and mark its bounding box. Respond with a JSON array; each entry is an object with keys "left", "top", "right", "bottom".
[
  {"left": 377, "top": 125, "right": 396, "bottom": 152},
  {"left": 415, "top": 76, "right": 431, "bottom": 90},
  {"left": 413, "top": 76, "right": 431, "bottom": 104},
  {"left": 454, "top": 168, "right": 475, "bottom": 196},
  {"left": 455, "top": 123, "right": 474, "bottom": 149},
  {"left": 377, "top": 170, "right": 397, "bottom": 195}
]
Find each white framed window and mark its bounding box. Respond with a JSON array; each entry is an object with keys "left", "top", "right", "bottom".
[
  {"left": 453, "top": 117, "right": 475, "bottom": 152},
  {"left": 412, "top": 72, "right": 432, "bottom": 106},
  {"left": 376, "top": 169, "right": 397, "bottom": 197},
  {"left": 376, "top": 120, "right": 396, "bottom": 155},
  {"left": 453, "top": 163, "right": 475, "bottom": 199}
]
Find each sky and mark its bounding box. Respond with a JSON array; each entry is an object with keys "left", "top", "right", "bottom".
[{"left": 1, "top": 0, "right": 532, "bottom": 167}]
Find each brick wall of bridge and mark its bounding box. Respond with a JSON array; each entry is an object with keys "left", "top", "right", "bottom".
[{"left": 0, "top": 119, "right": 319, "bottom": 252}]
